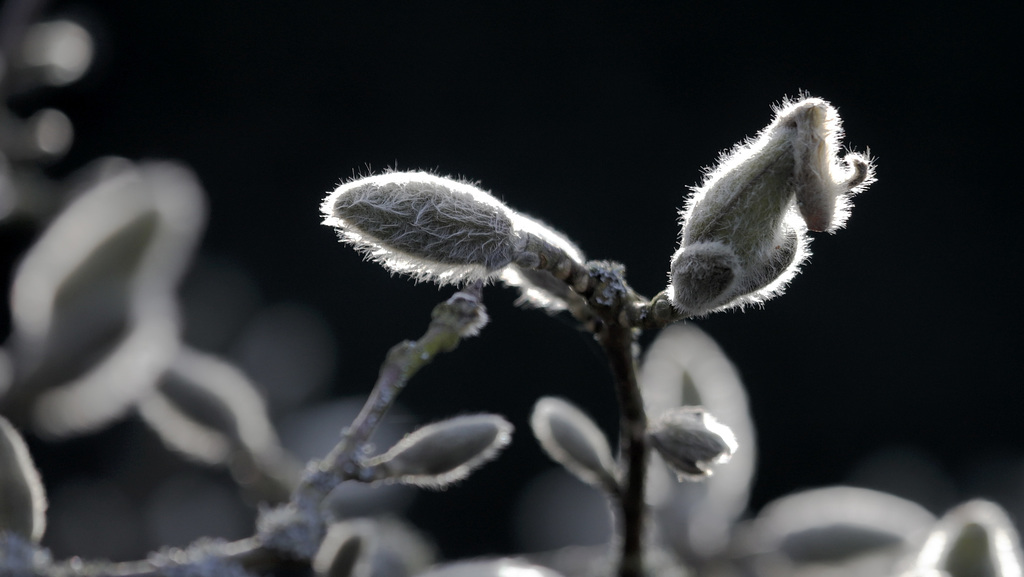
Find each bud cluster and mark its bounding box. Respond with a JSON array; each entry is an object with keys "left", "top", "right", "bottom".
[{"left": 669, "top": 97, "right": 874, "bottom": 317}]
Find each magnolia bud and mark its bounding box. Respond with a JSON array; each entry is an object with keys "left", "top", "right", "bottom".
[
  {"left": 529, "top": 396, "right": 618, "bottom": 492},
  {"left": 322, "top": 171, "right": 521, "bottom": 285},
  {"left": 647, "top": 406, "right": 737, "bottom": 481},
  {"left": 322, "top": 171, "right": 585, "bottom": 287},
  {"left": 365, "top": 414, "right": 513, "bottom": 489},
  {"left": 908, "top": 500, "right": 1024, "bottom": 577},
  {"left": 669, "top": 97, "right": 874, "bottom": 316},
  {"left": 0, "top": 416, "right": 47, "bottom": 542}
]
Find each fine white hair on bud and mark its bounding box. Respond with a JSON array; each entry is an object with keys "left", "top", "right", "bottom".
[
  {"left": 669, "top": 96, "right": 874, "bottom": 317},
  {"left": 322, "top": 171, "right": 520, "bottom": 284},
  {"left": 647, "top": 406, "right": 737, "bottom": 481},
  {"left": 322, "top": 171, "right": 587, "bottom": 288},
  {"left": 364, "top": 414, "right": 513, "bottom": 489}
]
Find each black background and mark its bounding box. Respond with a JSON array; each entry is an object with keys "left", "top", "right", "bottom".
[{"left": 4, "top": 0, "right": 1022, "bottom": 565}]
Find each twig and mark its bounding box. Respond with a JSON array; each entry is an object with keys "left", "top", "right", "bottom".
[
  {"left": 568, "top": 261, "right": 651, "bottom": 577},
  {"left": 299, "top": 281, "right": 488, "bottom": 503}
]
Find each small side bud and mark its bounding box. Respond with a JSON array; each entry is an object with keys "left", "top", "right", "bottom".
[
  {"left": 529, "top": 397, "right": 618, "bottom": 492},
  {"left": 499, "top": 214, "right": 589, "bottom": 314},
  {"left": 365, "top": 414, "right": 513, "bottom": 489},
  {"left": 0, "top": 416, "right": 47, "bottom": 542},
  {"left": 314, "top": 523, "right": 368, "bottom": 577},
  {"left": 669, "top": 96, "right": 874, "bottom": 316},
  {"left": 647, "top": 406, "right": 737, "bottom": 481},
  {"left": 321, "top": 171, "right": 521, "bottom": 285}
]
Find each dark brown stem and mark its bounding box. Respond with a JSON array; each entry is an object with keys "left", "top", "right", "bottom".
[
  {"left": 570, "top": 261, "right": 649, "bottom": 577},
  {"left": 598, "top": 321, "right": 648, "bottom": 577}
]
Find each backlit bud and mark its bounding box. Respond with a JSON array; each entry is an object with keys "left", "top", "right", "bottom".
[
  {"left": 669, "top": 97, "right": 874, "bottom": 316},
  {"left": 647, "top": 406, "right": 737, "bottom": 481}
]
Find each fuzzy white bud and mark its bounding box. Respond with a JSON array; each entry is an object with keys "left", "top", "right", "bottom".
[
  {"left": 647, "top": 406, "right": 737, "bottom": 481},
  {"left": 322, "top": 171, "right": 586, "bottom": 287},
  {"left": 529, "top": 396, "right": 618, "bottom": 492},
  {"left": 365, "top": 414, "right": 513, "bottom": 489},
  {"left": 669, "top": 96, "right": 874, "bottom": 316}
]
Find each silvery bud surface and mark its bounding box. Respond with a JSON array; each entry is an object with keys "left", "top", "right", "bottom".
[
  {"left": 647, "top": 406, "right": 737, "bottom": 481},
  {"left": 529, "top": 396, "right": 618, "bottom": 492},
  {"left": 0, "top": 416, "right": 47, "bottom": 542},
  {"left": 2, "top": 159, "right": 205, "bottom": 437},
  {"left": 365, "top": 414, "right": 513, "bottom": 489},
  {"left": 322, "top": 171, "right": 584, "bottom": 287},
  {"left": 669, "top": 96, "right": 874, "bottom": 316}
]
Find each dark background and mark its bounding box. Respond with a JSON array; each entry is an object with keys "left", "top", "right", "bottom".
[{"left": 3, "top": 0, "right": 1022, "bottom": 565}]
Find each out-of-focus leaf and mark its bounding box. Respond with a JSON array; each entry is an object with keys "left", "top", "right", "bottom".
[
  {"left": 0, "top": 415, "right": 47, "bottom": 542},
  {"left": 15, "top": 20, "right": 94, "bottom": 87},
  {"left": 2, "top": 159, "right": 205, "bottom": 437},
  {"left": 278, "top": 399, "right": 416, "bottom": 520},
  {"left": 366, "top": 414, "right": 513, "bottom": 489},
  {"left": 638, "top": 322, "right": 755, "bottom": 559},
  {"left": 737, "top": 486, "right": 935, "bottom": 568},
  {"left": 138, "top": 347, "right": 300, "bottom": 500},
  {"left": 529, "top": 396, "right": 618, "bottom": 492},
  {"left": 904, "top": 499, "right": 1023, "bottom": 577}
]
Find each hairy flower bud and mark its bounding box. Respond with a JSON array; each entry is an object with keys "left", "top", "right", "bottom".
[
  {"left": 322, "top": 171, "right": 521, "bottom": 285},
  {"left": 530, "top": 396, "right": 618, "bottom": 492},
  {"left": 322, "top": 171, "right": 585, "bottom": 287},
  {"left": 365, "top": 414, "right": 513, "bottom": 489},
  {"left": 647, "top": 406, "right": 737, "bottom": 481},
  {"left": 669, "top": 96, "right": 874, "bottom": 316}
]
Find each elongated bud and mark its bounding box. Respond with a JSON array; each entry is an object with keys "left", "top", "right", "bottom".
[
  {"left": 321, "top": 171, "right": 584, "bottom": 287},
  {"left": 0, "top": 416, "right": 47, "bottom": 542},
  {"left": 669, "top": 96, "right": 874, "bottom": 316},
  {"left": 365, "top": 414, "right": 513, "bottom": 489},
  {"left": 530, "top": 396, "right": 618, "bottom": 492},
  {"left": 647, "top": 406, "right": 737, "bottom": 481}
]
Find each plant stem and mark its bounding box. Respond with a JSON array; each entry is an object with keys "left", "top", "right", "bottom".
[
  {"left": 300, "top": 282, "right": 488, "bottom": 504},
  {"left": 598, "top": 321, "right": 648, "bottom": 577}
]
